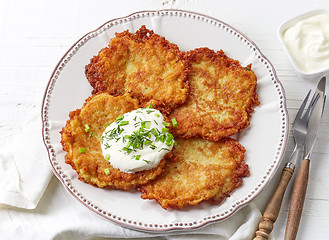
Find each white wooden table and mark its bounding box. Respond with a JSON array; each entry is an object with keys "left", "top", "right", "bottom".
[{"left": 1, "top": 0, "right": 329, "bottom": 239}]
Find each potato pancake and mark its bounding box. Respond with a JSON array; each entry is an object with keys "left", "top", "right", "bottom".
[
  {"left": 139, "top": 137, "right": 249, "bottom": 209},
  {"left": 60, "top": 92, "right": 168, "bottom": 190},
  {"left": 85, "top": 25, "right": 189, "bottom": 109},
  {"left": 169, "top": 48, "right": 259, "bottom": 141},
  {"left": 62, "top": 28, "right": 259, "bottom": 209}
]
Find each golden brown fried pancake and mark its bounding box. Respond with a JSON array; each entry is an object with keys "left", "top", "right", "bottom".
[
  {"left": 139, "top": 137, "right": 249, "bottom": 209},
  {"left": 169, "top": 48, "right": 259, "bottom": 141},
  {"left": 85, "top": 25, "right": 189, "bottom": 109},
  {"left": 60, "top": 92, "right": 167, "bottom": 190}
]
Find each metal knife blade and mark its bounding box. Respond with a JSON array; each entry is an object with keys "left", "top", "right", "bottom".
[{"left": 304, "top": 76, "right": 326, "bottom": 159}]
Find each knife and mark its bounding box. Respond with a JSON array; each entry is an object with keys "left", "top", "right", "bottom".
[{"left": 284, "top": 77, "right": 326, "bottom": 240}]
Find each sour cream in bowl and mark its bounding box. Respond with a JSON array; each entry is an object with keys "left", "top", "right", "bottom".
[{"left": 278, "top": 10, "right": 329, "bottom": 79}]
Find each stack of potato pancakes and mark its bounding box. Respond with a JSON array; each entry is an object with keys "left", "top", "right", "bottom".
[{"left": 61, "top": 25, "right": 259, "bottom": 210}]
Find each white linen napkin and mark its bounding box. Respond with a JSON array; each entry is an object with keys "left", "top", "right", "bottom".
[
  {"left": 166, "top": 203, "right": 262, "bottom": 240},
  {"left": 0, "top": 114, "right": 53, "bottom": 209}
]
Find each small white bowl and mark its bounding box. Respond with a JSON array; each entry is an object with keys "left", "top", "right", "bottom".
[{"left": 278, "top": 10, "right": 329, "bottom": 80}]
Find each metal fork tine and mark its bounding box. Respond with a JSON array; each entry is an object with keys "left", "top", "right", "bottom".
[
  {"left": 302, "top": 93, "right": 320, "bottom": 121},
  {"left": 323, "top": 95, "right": 327, "bottom": 116},
  {"left": 295, "top": 90, "right": 311, "bottom": 120}
]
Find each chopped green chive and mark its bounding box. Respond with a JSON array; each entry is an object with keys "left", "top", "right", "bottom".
[
  {"left": 172, "top": 118, "right": 177, "bottom": 127},
  {"left": 122, "top": 147, "right": 134, "bottom": 154},
  {"left": 149, "top": 144, "right": 156, "bottom": 150},
  {"left": 126, "top": 142, "right": 132, "bottom": 148},
  {"left": 104, "top": 142, "right": 111, "bottom": 149},
  {"left": 146, "top": 110, "right": 154, "bottom": 114},
  {"left": 89, "top": 132, "right": 94, "bottom": 138},
  {"left": 84, "top": 124, "right": 90, "bottom": 132},
  {"left": 143, "top": 159, "right": 151, "bottom": 164},
  {"left": 166, "top": 140, "right": 173, "bottom": 146},
  {"left": 135, "top": 155, "right": 141, "bottom": 160},
  {"left": 79, "top": 147, "right": 86, "bottom": 153},
  {"left": 116, "top": 115, "right": 124, "bottom": 122},
  {"left": 151, "top": 128, "right": 158, "bottom": 137},
  {"left": 144, "top": 139, "right": 152, "bottom": 145},
  {"left": 105, "top": 153, "right": 111, "bottom": 161},
  {"left": 163, "top": 122, "right": 171, "bottom": 127},
  {"left": 144, "top": 103, "right": 154, "bottom": 109},
  {"left": 141, "top": 121, "right": 151, "bottom": 129},
  {"left": 162, "top": 128, "right": 169, "bottom": 133},
  {"left": 102, "top": 125, "right": 123, "bottom": 142},
  {"left": 158, "top": 147, "right": 170, "bottom": 152},
  {"left": 159, "top": 134, "right": 166, "bottom": 143},
  {"left": 154, "top": 113, "right": 160, "bottom": 117},
  {"left": 167, "top": 133, "right": 174, "bottom": 139},
  {"left": 104, "top": 168, "right": 110, "bottom": 175},
  {"left": 165, "top": 134, "right": 173, "bottom": 145},
  {"left": 119, "top": 120, "right": 129, "bottom": 126}
]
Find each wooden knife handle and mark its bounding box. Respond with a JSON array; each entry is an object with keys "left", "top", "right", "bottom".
[
  {"left": 284, "top": 159, "right": 310, "bottom": 240},
  {"left": 253, "top": 167, "right": 294, "bottom": 240}
]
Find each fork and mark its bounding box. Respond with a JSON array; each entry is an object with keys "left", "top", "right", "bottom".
[
  {"left": 285, "top": 90, "right": 319, "bottom": 171},
  {"left": 253, "top": 90, "right": 319, "bottom": 240}
]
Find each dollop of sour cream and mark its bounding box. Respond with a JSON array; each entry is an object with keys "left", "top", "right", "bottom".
[
  {"left": 100, "top": 107, "right": 174, "bottom": 173},
  {"left": 282, "top": 13, "right": 329, "bottom": 72}
]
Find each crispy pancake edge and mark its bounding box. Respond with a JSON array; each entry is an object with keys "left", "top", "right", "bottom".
[
  {"left": 60, "top": 92, "right": 171, "bottom": 190},
  {"left": 138, "top": 137, "right": 249, "bottom": 209},
  {"left": 169, "top": 47, "right": 260, "bottom": 141},
  {"left": 85, "top": 25, "right": 190, "bottom": 110}
]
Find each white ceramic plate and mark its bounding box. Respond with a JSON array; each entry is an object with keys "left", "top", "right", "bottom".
[{"left": 42, "top": 9, "right": 289, "bottom": 232}]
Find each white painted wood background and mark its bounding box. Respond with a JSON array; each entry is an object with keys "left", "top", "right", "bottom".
[{"left": 1, "top": 0, "right": 329, "bottom": 239}]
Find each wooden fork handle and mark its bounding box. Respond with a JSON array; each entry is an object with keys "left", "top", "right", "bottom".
[
  {"left": 253, "top": 167, "right": 294, "bottom": 240},
  {"left": 284, "top": 159, "right": 310, "bottom": 240}
]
